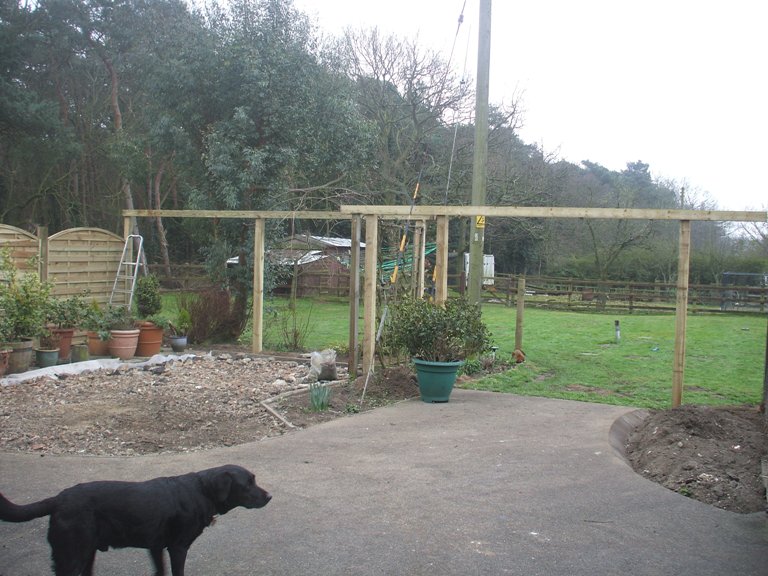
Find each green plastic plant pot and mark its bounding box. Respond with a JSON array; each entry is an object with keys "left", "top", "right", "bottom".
[
  {"left": 412, "top": 358, "right": 464, "bottom": 403},
  {"left": 35, "top": 348, "right": 60, "bottom": 368}
]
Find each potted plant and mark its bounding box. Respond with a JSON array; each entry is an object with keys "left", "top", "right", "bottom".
[
  {"left": 46, "top": 292, "right": 89, "bottom": 362},
  {"left": 105, "top": 305, "right": 139, "bottom": 360},
  {"left": 134, "top": 274, "right": 166, "bottom": 357},
  {"left": 34, "top": 330, "right": 61, "bottom": 368},
  {"left": 169, "top": 307, "right": 191, "bottom": 353},
  {"left": 82, "top": 301, "right": 111, "bottom": 356},
  {"left": 386, "top": 296, "right": 492, "bottom": 402},
  {"left": 0, "top": 248, "right": 53, "bottom": 373}
]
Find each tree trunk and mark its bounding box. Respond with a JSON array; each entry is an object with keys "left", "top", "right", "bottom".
[
  {"left": 100, "top": 51, "right": 147, "bottom": 272},
  {"left": 152, "top": 159, "right": 173, "bottom": 278}
]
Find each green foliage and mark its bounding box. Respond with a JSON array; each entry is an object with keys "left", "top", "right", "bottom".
[
  {"left": 0, "top": 249, "right": 52, "bottom": 341},
  {"left": 82, "top": 301, "right": 110, "bottom": 340},
  {"left": 309, "top": 382, "right": 332, "bottom": 412},
  {"left": 47, "top": 292, "right": 90, "bottom": 328},
  {"left": 135, "top": 275, "right": 163, "bottom": 318},
  {"left": 145, "top": 314, "right": 172, "bottom": 331},
  {"left": 173, "top": 308, "right": 192, "bottom": 336},
  {"left": 386, "top": 296, "right": 492, "bottom": 362},
  {"left": 105, "top": 305, "right": 136, "bottom": 331}
]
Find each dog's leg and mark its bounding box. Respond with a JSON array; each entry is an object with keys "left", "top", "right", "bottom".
[
  {"left": 167, "top": 545, "right": 189, "bottom": 576},
  {"left": 49, "top": 518, "right": 92, "bottom": 576},
  {"left": 82, "top": 550, "right": 97, "bottom": 576},
  {"left": 149, "top": 548, "right": 166, "bottom": 576}
]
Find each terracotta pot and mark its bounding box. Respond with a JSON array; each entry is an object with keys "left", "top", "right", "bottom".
[
  {"left": 108, "top": 329, "right": 140, "bottom": 360},
  {"left": 135, "top": 322, "right": 164, "bottom": 357},
  {"left": 87, "top": 331, "right": 110, "bottom": 357},
  {"left": 50, "top": 327, "right": 75, "bottom": 362}
]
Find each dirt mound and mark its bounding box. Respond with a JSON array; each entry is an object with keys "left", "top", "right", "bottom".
[{"left": 625, "top": 405, "right": 767, "bottom": 514}]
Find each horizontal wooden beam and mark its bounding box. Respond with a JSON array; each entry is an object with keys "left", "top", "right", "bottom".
[
  {"left": 124, "top": 209, "right": 346, "bottom": 220},
  {"left": 125, "top": 207, "right": 767, "bottom": 223},
  {"left": 339, "top": 205, "right": 767, "bottom": 222}
]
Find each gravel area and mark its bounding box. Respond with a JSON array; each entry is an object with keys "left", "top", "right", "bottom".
[{"left": 0, "top": 353, "right": 326, "bottom": 456}]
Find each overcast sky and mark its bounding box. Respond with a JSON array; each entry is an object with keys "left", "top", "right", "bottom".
[{"left": 293, "top": 0, "right": 767, "bottom": 211}]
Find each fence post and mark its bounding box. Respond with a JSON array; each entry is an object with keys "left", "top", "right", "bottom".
[
  {"left": 362, "top": 215, "right": 379, "bottom": 376},
  {"left": 348, "top": 215, "right": 361, "bottom": 377},
  {"left": 37, "top": 226, "right": 48, "bottom": 282},
  {"left": 434, "top": 215, "right": 449, "bottom": 305},
  {"left": 515, "top": 275, "right": 526, "bottom": 351},
  {"left": 251, "top": 218, "right": 265, "bottom": 354},
  {"left": 672, "top": 220, "right": 691, "bottom": 407}
]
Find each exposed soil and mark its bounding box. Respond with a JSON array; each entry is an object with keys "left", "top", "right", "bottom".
[
  {"left": 0, "top": 350, "right": 419, "bottom": 456},
  {"left": 1, "top": 347, "right": 765, "bottom": 514},
  {"left": 625, "top": 405, "right": 767, "bottom": 514}
]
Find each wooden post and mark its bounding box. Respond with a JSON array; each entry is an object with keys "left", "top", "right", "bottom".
[
  {"left": 435, "top": 215, "right": 449, "bottom": 304},
  {"left": 252, "top": 218, "right": 265, "bottom": 354},
  {"left": 348, "top": 215, "right": 361, "bottom": 377},
  {"left": 414, "top": 222, "right": 426, "bottom": 298},
  {"left": 37, "top": 226, "right": 48, "bottom": 282},
  {"left": 515, "top": 275, "right": 526, "bottom": 351},
  {"left": 672, "top": 220, "right": 691, "bottom": 407},
  {"left": 362, "top": 215, "right": 378, "bottom": 376}
]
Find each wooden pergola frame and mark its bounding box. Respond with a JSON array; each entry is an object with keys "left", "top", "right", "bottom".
[{"left": 126, "top": 206, "right": 767, "bottom": 407}]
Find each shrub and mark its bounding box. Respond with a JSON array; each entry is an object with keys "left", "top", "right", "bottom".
[
  {"left": 185, "top": 289, "right": 247, "bottom": 343},
  {"left": 386, "top": 296, "right": 492, "bottom": 362},
  {"left": 0, "top": 248, "right": 52, "bottom": 341},
  {"left": 135, "top": 274, "right": 162, "bottom": 318}
]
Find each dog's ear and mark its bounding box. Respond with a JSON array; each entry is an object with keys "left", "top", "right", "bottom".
[{"left": 206, "top": 470, "right": 233, "bottom": 503}]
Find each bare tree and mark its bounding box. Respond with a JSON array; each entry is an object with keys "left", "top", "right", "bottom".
[{"left": 342, "top": 28, "right": 473, "bottom": 205}]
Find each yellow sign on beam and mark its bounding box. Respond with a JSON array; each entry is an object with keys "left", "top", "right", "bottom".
[{"left": 476, "top": 215, "right": 485, "bottom": 228}]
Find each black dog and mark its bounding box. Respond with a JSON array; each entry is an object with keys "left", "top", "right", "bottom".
[{"left": 0, "top": 464, "right": 271, "bottom": 576}]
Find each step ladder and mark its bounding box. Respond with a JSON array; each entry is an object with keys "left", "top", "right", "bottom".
[{"left": 109, "top": 234, "right": 144, "bottom": 308}]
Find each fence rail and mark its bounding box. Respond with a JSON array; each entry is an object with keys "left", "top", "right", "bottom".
[{"left": 461, "top": 274, "right": 767, "bottom": 314}]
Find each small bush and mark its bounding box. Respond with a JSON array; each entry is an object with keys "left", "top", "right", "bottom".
[
  {"left": 135, "top": 275, "right": 162, "bottom": 318},
  {"left": 185, "top": 289, "right": 247, "bottom": 343}
]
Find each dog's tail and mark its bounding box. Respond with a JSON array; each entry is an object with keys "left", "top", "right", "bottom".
[{"left": 0, "top": 492, "right": 56, "bottom": 522}]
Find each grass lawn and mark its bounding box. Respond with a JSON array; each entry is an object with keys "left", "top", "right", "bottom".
[
  {"left": 477, "top": 307, "right": 766, "bottom": 409},
  {"left": 166, "top": 293, "right": 766, "bottom": 410}
]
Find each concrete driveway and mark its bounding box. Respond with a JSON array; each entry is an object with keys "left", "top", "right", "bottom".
[{"left": 1, "top": 390, "right": 766, "bottom": 575}]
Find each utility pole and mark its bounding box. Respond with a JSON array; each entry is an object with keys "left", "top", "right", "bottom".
[{"left": 468, "top": 0, "right": 491, "bottom": 304}]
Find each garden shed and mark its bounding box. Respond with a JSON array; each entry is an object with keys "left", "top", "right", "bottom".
[
  {"left": 277, "top": 233, "right": 365, "bottom": 266},
  {"left": 270, "top": 249, "right": 348, "bottom": 297}
]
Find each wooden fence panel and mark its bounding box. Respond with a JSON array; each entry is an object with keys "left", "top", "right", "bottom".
[
  {"left": 1, "top": 225, "right": 124, "bottom": 306},
  {"left": 48, "top": 228, "right": 124, "bottom": 305},
  {"left": 0, "top": 224, "right": 38, "bottom": 273}
]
